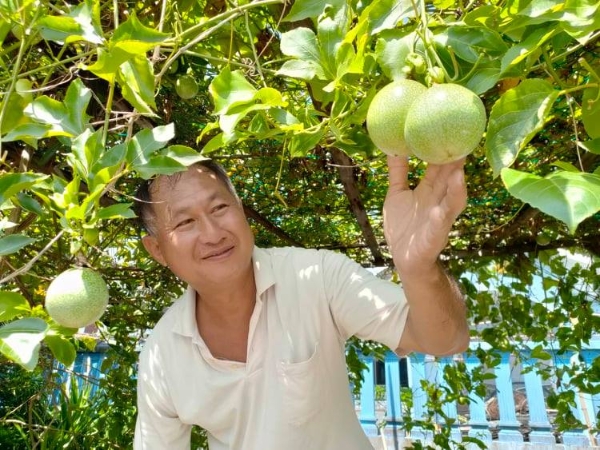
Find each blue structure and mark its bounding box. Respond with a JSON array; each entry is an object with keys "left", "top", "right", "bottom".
[{"left": 55, "top": 338, "right": 600, "bottom": 449}]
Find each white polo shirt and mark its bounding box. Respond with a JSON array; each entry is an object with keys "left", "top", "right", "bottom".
[{"left": 135, "top": 246, "right": 408, "bottom": 450}]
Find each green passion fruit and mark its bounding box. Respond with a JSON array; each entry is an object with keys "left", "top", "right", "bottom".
[
  {"left": 45, "top": 267, "right": 109, "bottom": 329},
  {"left": 366, "top": 79, "right": 428, "bottom": 157},
  {"left": 175, "top": 75, "right": 199, "bottom": 100},
  {"left": 404, "top": 83, "right": 487, "bottom": 164}
]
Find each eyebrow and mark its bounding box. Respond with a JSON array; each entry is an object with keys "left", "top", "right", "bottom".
[{"left": 165, "top": 191, "right": 224, "bottom": 221}]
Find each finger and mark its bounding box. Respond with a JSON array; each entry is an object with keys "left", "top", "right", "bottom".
[
  {"left": 439, "top": 166, "right": 468, "bottom": 221},
  {"left": 387, "top": 155, "right": 410, "bottom": 191},
  {"left": 424, "top": 158, "right": 466, "bottom": 200}
]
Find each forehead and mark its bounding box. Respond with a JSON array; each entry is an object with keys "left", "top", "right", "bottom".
[
  {"left": 151, "top": 166, "right": 222, "bottom": 198},
  {"left": 149, "top": 167, "right": 233, "bottom": 215}
]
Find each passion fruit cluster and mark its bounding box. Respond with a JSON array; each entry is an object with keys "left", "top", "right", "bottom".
[{"left": 366, "top": 79, "right": 487, "bottom": 164}]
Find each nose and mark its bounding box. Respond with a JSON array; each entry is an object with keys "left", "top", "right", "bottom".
[{"left": 197, "top": 216, "right": 226, "bottom": 245}]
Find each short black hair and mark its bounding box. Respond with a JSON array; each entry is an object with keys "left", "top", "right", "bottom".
[{"left": 133, "top": 160, "right": 239, "bottom": 235}]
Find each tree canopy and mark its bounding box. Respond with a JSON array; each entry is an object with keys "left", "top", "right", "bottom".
[{"left": 0, "top": 0, "right": 599, "bottom": 448}]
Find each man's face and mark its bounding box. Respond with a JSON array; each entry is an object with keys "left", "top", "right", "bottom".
[{"left": 142, "top": 166, "right": 255, "bottom": 289}]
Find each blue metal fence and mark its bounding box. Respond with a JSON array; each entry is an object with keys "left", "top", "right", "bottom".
[{"left": 55, "top": 338, "right": 600, "bottom": 449}]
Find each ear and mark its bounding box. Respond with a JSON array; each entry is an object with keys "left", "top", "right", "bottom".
[{"left": 142, "top": 235, "right": 167, "bottom": 267}]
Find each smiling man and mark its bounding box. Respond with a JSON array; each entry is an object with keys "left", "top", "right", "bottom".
[{"left": 133, "top": 157, "right": 469, "bottom": 450}]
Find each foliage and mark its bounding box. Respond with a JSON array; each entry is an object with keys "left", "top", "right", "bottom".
[{"left": 0, "top": 0, "right": 599, "bottom": 448}]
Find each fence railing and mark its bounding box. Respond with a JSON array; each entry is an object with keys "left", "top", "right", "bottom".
[
  {"left": 54, "top": 338, "right": 600, "bottom": 449},
  {"left": 357, "top": 338, "right": 600, "bottom": 449}
]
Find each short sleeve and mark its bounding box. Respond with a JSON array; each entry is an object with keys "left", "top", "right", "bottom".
[
  {"left": 134, "top": 338, "right": 192, "bottom": 450},
  {"left": 321, "top": 250, "right": 409, "bottom": 350}
]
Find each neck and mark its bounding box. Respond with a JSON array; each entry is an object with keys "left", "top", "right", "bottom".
[{"left": 195, "top": 269, "right": 256, "bottom": 327}]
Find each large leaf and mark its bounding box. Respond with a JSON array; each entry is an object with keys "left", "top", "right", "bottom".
[
  {"left": 110, "top": 10, "right": 170, "bottom": 56},
  {"left": 44, "top": 334, "right": 77, "bottom": 366},
  {"left": 24, "top": 79, "right": 91, "bottom": 137},
  {"left": 501, "top": 168, "right": 600, "bottom": 233},
  {"left": 37, "top": 0, "right": 103, "bottom": 44},
  {"left": 280, "top": 27, "right": 322, "bottom": 67},
  {"left": 118, "top": 55, "right": 157, "bottom": 114},
  {"left": 373, "top": 30, "right": 413, "bottom": 81},
  {"left": 560, "top": 0, "right": 600, "bottom": 41},
  {"left": 209, "top": 67, "right": 257, "bottom": 115},
  {"left": 0, "top": 172, "right": 48, "bottom": 205},
  {"left": 126, "top": 124, "right": 175, "bottom": 166},
  {"left": 0, "top": 318, "right": 49, "bottom": 371},
  {"left": 0, "top": 234, "right": 36, "bottom": 256},
  {"left": 500, "top": 24, "right": 558, "bottom": 77},
  {"left": 0, "top": 291, "right": 31, "bottom": 322},
  {"left": 485, "top": 79, "right": 559, "bottom": 177},
  {"left": 447, "top": 26, "right": 508, "bottom": 64},
  {"left": 283, "top": 0, "right": 344, "bottom": 22}
]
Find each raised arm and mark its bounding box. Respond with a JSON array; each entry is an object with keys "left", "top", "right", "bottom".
[{"left": 383, "top": 156, "right": 470, "bottom": 356}]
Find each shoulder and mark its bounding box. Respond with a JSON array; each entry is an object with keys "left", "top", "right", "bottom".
[
  {"left": 138, "top": 290, "right": 189, "bottom": 362},
  {"left": 258, "top": 246, "right": 348, "bottom": 265}
]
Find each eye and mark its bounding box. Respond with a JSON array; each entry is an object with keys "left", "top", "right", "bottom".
[
  {"left": 174, "top": 218, "right": 193, "bottom": 229},
  {"left": 212, "top": 203, "right": 229, "bottom": 214}
]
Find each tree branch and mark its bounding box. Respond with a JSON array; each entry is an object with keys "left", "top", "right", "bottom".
[{"left": 329, "top": 148, "right": 386, "bottom": 266}]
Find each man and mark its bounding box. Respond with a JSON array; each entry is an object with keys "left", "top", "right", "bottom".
[{"left": 133, "top": 155, "right": 469, "bottom": 449}]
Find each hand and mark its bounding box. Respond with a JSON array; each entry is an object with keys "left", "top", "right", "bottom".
[{"left": 383, "top": 155, "right": 467, "bottom": 278}]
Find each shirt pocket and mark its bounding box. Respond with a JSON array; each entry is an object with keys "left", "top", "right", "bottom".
[{"left": 276, "top": 342, "right": 323, "bottom": 427}]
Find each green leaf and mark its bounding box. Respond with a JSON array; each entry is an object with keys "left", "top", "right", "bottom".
[
  {"left": 276, "top": 60, "right": 324, "bottom": 81},
  {"left": 560, "top": 0, "right": 600, "bottom": 41},
  {"left": 68, "top": 128, "right": 104, "bottom": 180},
  {"left": 283, "top": 0, "right": 344, "bottom": 22},
  {"left": 24, "top": 79, "right": 91, "bottom": 137},
  {"left": 288, "top": 127, "right": 326, "bottom": 158},
  {"left": 346, "top": 0, "right": 415, "bottom": 42},
  {"left": 530, "top": 344, "right": 552, "bottom": 360},
  {"left": 485, "top": 79, "right": 559, "bottom": 177},
  {"left": 209, "top": 67, "right": 257, "bottom": 116},
  {"left": 1, "top": 123, "right": 52, "bottom": 142},
  {"left": 0, "top": 291, "right": 31, "bottom": 322},
  {"left": 162, "top": 145, "right": 210, "bottom": 166},
  {"left": 110, "top": 10, "right": 170, "bottom": 56},
  {"left": 0, "top": 234, "right": 36, "bottom": 256},
  {"left": 447, "top": 26, "right": 508, "bottom": 64},
  {"left": 127, "top": 124, "right": 175, "bottom": 166},
  {"left": 134, "top": 155, "right": 186, "bottom": 180},
  {"left": 552, "top": 161, "right": 580, "bottom": 172},
  {"left": 317, "top": 4, "right": 349, "bottom": 79},
  {"left": 579, "top": 138, "right": 600, "bottom": 155},
  {"left": 501, "top": 168, "right": 600, "bottom": 233},
  {"left": 44, "top": 334, "right": 76, "bottom": 366},
  {"left": 96, "top": 203, "right": 135, "bottom": 220},
  {"left": 118, "top": 55, "right": 157, "bottom": 114},
  {"left": 373, "top": 30, "right": 413, "bottom": 81},
  {"left": 37, "top": 0, "right": 103, "bottom": 44},
  {"left": 0, "top": 318, "right": 49, "bottom": 371},
  {"left": 464, "top": 64, "right": 501, "bottom": 95},
  {"left": 581, "top": 85, "right": 600, "bottom": 139},
  {"left": 0, "top": 172, "right": 48, "bottom": 205},
  {"left": 280, "top": 27, "right": 321, "bottom": 65},
  {"left": 500, "top": 24, "right": 558, "bottom": 77},
  {"left": 15, "top": 192, "right": 45, "bottom": 216}
]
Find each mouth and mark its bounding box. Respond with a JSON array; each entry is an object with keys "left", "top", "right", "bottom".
[{"left": 202, "top": 246, "right": 234, "bottom": 260}]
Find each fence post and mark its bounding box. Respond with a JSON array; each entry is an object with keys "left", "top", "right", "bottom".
[
  {"left": 359, "top": 355, "right": 378, "bottom": 439},
  {"left": 465, "top": 351, "right": 492, "bottom": 444},
  {"left": 495, "top": 352, "right": 524, "bottom": 442},
  {"left": 522, "top": 353, "right": 555, "bottom": 444},
  {"left": 438, "top": 356, "right": 463, "bottom": 443}
]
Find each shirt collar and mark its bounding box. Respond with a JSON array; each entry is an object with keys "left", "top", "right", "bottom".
[{"left": 173, "top": 246, "right": 276, "bottom": 338}]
